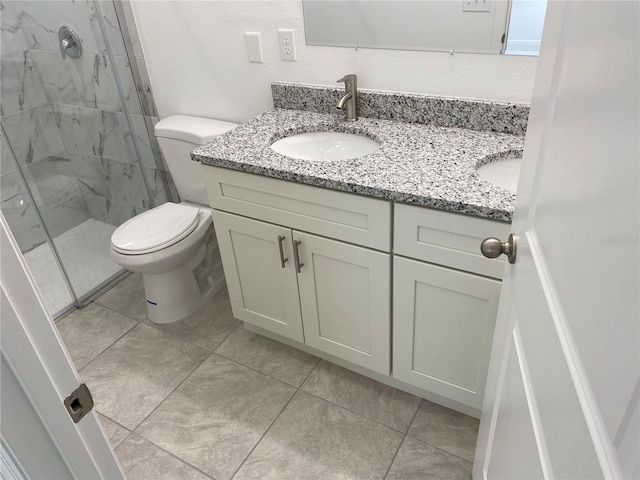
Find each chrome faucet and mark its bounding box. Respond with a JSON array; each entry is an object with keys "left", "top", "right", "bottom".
[{"left": 336, "top": 74, "right": 358, "bottom": 121}]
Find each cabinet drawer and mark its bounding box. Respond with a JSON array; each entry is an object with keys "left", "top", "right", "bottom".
[
  {"left": 203, "top": 166, "right": 391, "bottom": 251},
  {"left": 394, "top": 203, "right": 510, "bottom": 279}
]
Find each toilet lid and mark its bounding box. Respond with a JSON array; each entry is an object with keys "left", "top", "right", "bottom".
[{"left": 111, "top": 203, "right": 200, "bottom": 254}]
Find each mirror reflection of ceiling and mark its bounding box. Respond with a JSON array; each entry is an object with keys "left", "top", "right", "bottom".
[{"left": 302, "top": 0, "right": 547, "bottom": 56}]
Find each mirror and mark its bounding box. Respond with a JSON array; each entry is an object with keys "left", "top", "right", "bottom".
[{"left": 302, "top": 0, "right": 547, "bottom": 56}]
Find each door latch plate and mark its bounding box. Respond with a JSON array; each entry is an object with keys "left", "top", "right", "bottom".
[{"left": 64, "top": 383, "right": 94, "bottom": 423}]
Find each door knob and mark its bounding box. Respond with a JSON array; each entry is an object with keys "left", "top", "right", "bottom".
[{"left": 480, "top": 234, "right": 517, "bottom": 264}]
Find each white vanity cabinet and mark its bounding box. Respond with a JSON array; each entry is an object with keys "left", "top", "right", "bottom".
[
  {"left": 392, "top": 204, "right": 510, "bottom": 410},
  {"left": 203, "top": 165, "right": 511, "bottom": 414},
  {"left": 205, "top": 167, "right": 392, "bottom": 375}
]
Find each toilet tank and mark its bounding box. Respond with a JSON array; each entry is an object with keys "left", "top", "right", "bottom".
[{"left": 155, "top": 115, "right": 238, "bottom": 205}]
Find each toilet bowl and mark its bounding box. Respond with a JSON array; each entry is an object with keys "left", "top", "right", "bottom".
[
  {"left": 110, "top": 202, "right": 222, "bottom": 324},
  {"left": 109, "top": 115, "right": 238, "bottom": 324}
]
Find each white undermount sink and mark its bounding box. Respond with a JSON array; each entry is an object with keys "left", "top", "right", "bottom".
[
  {"left": 270, "top": 131, "right": 380, "bottom": 162},
  {"left": 476, "top": 155, "right": 522, "bottom": 194}
]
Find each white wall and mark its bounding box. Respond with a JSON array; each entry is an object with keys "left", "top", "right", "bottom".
[{"left": 132, "top": 0, "right": 538, "bottom": 124}]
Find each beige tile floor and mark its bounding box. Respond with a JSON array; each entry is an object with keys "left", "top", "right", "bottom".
[{"left": 57, "top": 273, "right": 479, "bottom": 480}]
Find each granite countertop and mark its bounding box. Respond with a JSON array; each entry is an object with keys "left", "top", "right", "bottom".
[{"left": 192, "top": 108, "right": 524, "bottom": 222}]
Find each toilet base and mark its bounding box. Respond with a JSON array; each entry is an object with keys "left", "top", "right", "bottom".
[
  {"left": 112, "top": 208, "right": 224, "bottom": 324},
  {"left": 142, "top": 263, "right": 224, "bottom": 325},
  {"left": 141, "top": 232, "right": 225, "bottom": 324}
]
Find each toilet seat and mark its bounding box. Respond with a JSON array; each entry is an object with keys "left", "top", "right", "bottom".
[{"left": 111, "top": 203, "right": 201, "bottom": 255}]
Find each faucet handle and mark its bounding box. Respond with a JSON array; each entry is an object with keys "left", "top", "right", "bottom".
[
  {"left": 337, "top": 74, "right": 357, "bottom": 84},
  {"left": 58, "top": 25, "right": 82, "bottom": 60}
]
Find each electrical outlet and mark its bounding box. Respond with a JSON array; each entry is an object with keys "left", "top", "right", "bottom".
[{"left": 278, "top": 29, "right": 296, "bottom": 61}]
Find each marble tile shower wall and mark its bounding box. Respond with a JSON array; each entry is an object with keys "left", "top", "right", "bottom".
[{"left": 0, "top": 0, "right": 174, "bottom": 252}]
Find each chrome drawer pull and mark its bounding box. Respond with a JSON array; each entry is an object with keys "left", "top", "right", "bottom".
[
  {"left": 277, "top": 235, "right": 288, "bottom": 268},
  {"left": 293, "top": 239, "right": 304, "bottom": 273}
]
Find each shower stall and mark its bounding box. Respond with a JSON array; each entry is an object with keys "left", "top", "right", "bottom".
[{"left": 1, "top": 0, "right": 176, "bottom": 318}]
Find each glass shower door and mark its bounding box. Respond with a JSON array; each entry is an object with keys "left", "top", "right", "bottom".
[{"left": 0, "top": 0, "right": 165, "bottom": 316}]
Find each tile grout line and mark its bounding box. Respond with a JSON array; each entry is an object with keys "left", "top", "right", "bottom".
[
  {"left": 115, "top": 431, "right": 218, "bottom": 480},
  {"left": 132, "top": 338, "right": 230, "bottom": 432},
  {"left": 86, "top": 282, "right": 477, "bottom": 475},
  {"left": 228, "top": 353, "right": 322, "bottom": 479},
  {"left": 403, "top": 432, "right": 476, "bottom": 465},
  {"left": 403, "top": 398, "right": 477, "bottom": 464},
  {"left": 297, "top": 360, "right": 421, "bottom": 435},
  {"left": 210, "top": 348, "right": 309, "bottom": 391},
  {"left": 79, "top": 282, "right": 416, "bottom": 475},
  {"left": 228, "top": 387, "right": 300, "bottom": 480},
  {"left": 83, "top": 308, "right": 473, "bottom": 467},
  {"left": 92, "top": 274, "right": 147, "bottom": 322},
  {"left": 128, "top": 319, "right": 242, "bottom": 432},
  {"left": 407, "top": 398, "right": 424, "bottom": 432},
  {"left": 117, "top": 312, "right": 236, "bottom": 435},
  {"left": 228, "top": 382, "right": 413, "bottom": 480},
  {"left": 86, "top": 292, "right": 242, "bottom": 394},
  {"left": 298, "top": 356, "right": 323, "bottom": 386},
  {"left": 92, "top": 300, "right": 146, "bottom": 323},
  {"left": 215, "top": 344, "right": 420, "bottom": 435},
  {"left": 92, "top": 301, "right": 242, "bottom": 478},
  {"left": 297, "top": 388, "right": 416, "bottom": 435},
  {"left": 382, "top": 435, "right": 407, "bottom": 480},
  {"left": 98, "top": 412, "right": 131, "bottom": 436},
  {"left": 77, "top": 317, "right": 141, "bottom": 373},
  {"left": 212, "top": 338, "right": 320, "bottom": 388},
  {"left": 126, "top": 324, "right": 301, "bottom": 478},
  {"left": 382, "top": 398, "right": 423, "bottom": 479}
]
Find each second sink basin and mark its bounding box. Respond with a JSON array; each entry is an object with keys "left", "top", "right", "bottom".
[
  {"left": 477, "top": 154, "right": 522, "bottom": 194},
  {"left": 270, "top": 132, "right": 380, "bottom": 162}
]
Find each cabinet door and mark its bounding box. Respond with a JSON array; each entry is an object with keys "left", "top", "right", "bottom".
[
  {"left": 212, "top": 210, "right": 304, "bottom": 342},
  {"left": 393, "top": 256, "right": 501, "bottom": 409},
  {"left": 294, "top": 231, "right": 391, "bottom": 374}
]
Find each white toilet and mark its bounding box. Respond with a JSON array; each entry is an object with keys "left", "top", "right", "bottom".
[{"left": 110, "top": 115, "right": 238, "bottom": 324}]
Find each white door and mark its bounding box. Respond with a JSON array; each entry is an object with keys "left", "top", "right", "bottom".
[
  {"left": 475, "top": 2, "right": 639, "bottom": 479},
  {"left": 0, "top": 214, "right": 124, "bottom": 479}
]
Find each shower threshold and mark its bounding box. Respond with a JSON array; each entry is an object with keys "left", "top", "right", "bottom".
[{"left": 23, "top": 219, "right": 124, "bottom": 318}]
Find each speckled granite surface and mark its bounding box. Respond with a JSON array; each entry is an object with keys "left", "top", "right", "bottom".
[
  {"left": 192, "top": 109, "right": 524, "bottom": 222},
  {"left": 272, "top": 82, "right": 530, "bottom": 136}
]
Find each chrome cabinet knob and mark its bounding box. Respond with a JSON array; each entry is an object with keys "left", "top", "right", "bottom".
[{"left": 481, "top": 234, "right": 518, "bottom": 264}]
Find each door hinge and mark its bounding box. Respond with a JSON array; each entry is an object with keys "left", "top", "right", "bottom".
[{"left": 64, "top": 383, "right": 94, "bottom": 423}]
